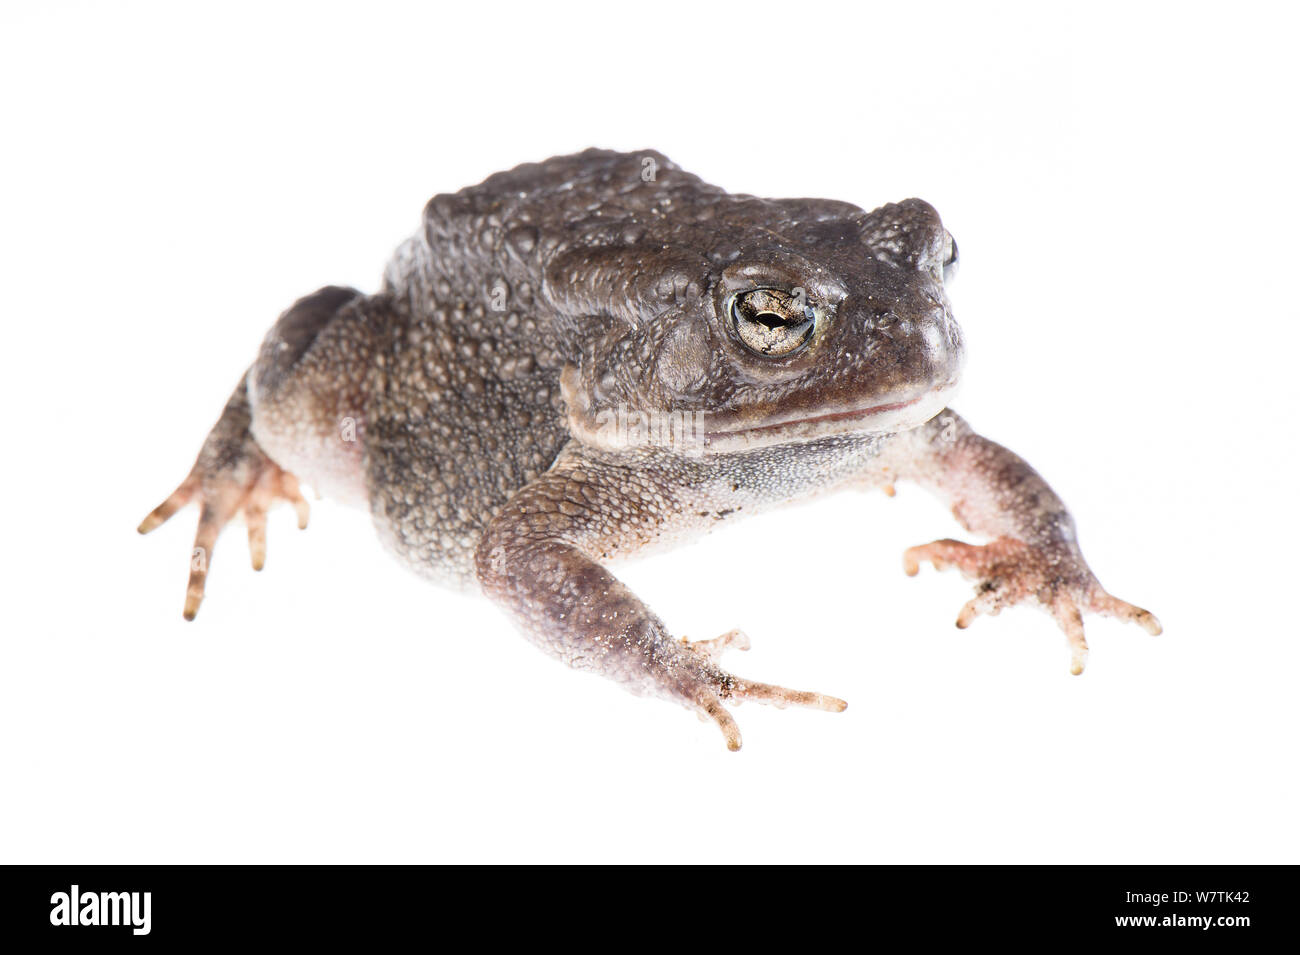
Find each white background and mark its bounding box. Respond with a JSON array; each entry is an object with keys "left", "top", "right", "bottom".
[{"left": 2, "top": 1, "right": 1296, "bottom": 863}]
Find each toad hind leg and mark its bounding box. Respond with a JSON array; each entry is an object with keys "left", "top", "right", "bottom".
[
  {"left": 475, "top": 445, "right": 846, "bottom": 752},
  {"left": 138, "top": 378, "right": 309, "bottom": 620},
  {"left": 140, "top": 285, "right": 370, "bottom": 620}
]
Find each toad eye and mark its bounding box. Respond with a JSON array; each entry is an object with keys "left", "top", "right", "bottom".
[
  {"left": 729, "top": 288, "right": 816, "bottom": 357},
  {"left": 942, "top": 233, "right": 959, "bottom": 283}
]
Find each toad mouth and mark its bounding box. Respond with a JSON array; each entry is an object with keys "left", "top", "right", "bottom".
[
  {"left": 701, "top": 381, "right": 957, "bottom": 448},
  {"left": 704, "top": 397, "right": 919, "bottom": 439}
]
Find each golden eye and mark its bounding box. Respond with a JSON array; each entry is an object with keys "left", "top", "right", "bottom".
[
  {"left": 942, "top": 233, "right": 959, "bottom": 283},
  {"left": 729, "top": 288, "right": 816, "bottom": 357}
]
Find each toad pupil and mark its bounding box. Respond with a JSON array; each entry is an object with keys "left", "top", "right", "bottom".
[{"left": 730, "top": 289, "right": 817, "bottom": 356}]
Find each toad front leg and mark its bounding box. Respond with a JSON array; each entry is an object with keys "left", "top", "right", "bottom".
[
  {"left": 474, "top": 444, "right": 847, "bottom": 752},
  {"left": 879, "top": 410, "right": 1161, "bottom": 674}
]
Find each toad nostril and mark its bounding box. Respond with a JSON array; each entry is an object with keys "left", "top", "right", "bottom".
[{"left": 865, "top": 308, "right": 896, "bottom": 331}]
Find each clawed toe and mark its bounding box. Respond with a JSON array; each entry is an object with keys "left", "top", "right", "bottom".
[
  {"left": 956, "top": 583, "right": 1004, "bottom": 629},
  {"left": 682, "top": 628, "right": 751, "bottom": 661},
  {"left": 246, "top": 503, "right": 268, "bottom": 571},
  {"left": 685, "top": 629, "right": 847, "bottom": 751},
  {"left": 732, "top": 678, "right": 848, "bottom": 713},
  {"left": 698, "top": 697, "right": 744, "bottom": 752},
  {"left": 1051, "top": 594, "right": 1090, "bottom": 675},
  {"left": 137, "top": 477, "right": 198, "bottom": 535},
  {"left": 1091, "top": 592, "right": 1162, "bottom": 636},
  {"left": 904, "top": 538, "right": 1009, "bottom": 579},
  {"left": 183, "top": 505, "right": 225, "bottom": 620}
]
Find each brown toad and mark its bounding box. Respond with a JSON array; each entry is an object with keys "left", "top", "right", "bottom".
[{"left": 140, "top": 148, "right": 1160, "bottom": 750}]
